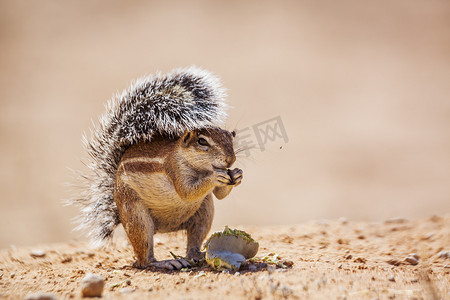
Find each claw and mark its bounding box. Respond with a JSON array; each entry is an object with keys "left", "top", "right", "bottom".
[
  {"left": 150, "top": 259, "right": 191, "bottom": 270},
  {"left": 170, "top": 260, "right": 182, "bottom": 269}
]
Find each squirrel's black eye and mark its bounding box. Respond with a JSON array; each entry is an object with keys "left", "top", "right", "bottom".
[{"left": 198, "top": 137, "right": 210, "bottom": 146}]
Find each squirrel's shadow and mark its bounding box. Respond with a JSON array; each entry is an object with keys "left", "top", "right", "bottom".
[{"left": 124, "top": 261, "right": 270, "bottom": 276}]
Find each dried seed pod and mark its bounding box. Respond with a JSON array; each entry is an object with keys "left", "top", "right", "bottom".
[{"left": 203, "top": 226, "right": 259, "bottom": 271}]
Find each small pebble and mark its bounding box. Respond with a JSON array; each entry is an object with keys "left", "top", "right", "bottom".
[
  {"left": 444, "top": 265, "right": 449, "bottom": 268},
  {"left": 423, "top": 233, "right": 434, "bottom": 240},
  {"left": 125, "top": 278, "right": 131, "bottom": 285},
  {"left": 119, "top": 287, "right": 136, "bottom": 294},
  {"left": 81, "top": 273, "right": 105, "bottom": 297},
  {"left": 438, "top": 250, "right": 450, "bottom": 259},
  {"left": 354, "top": 257, "right": 366, "bottom": 264},
  {"left": 409, "top": 253, "right": 419, "bottom": 260},
  {"left": 10, "top": 273, "right": 15, "bottom": 278},
  {"left": 384, "top": 217, "right": 408, "bottom": 224},
  {"left": 388, "top": 275, "right": 395, "bottom": 282},
  {"left": 25, "top": 292, "right": 57, "bottom": 300},
  {"left": 61, "top": 256, "right": 73, "bottom": 263},
  {"left": 338, "top": 217, "right": 348, "bottom": 225},
  {"left": 30, "top": 249, "right": 46, "bottom": 258},
  {"left": 405, "top": 256, "right": 419, "bottom": 265},
  {"left": 386, "top": 259, "right": 401, "bottom": 266}
]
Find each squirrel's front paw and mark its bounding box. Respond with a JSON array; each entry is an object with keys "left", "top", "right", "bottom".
[
  {"left": 214, "top": 168, "right": 232, "bottom": 186},
  {"left": 228, "top": 168, "right": 243, "bottom": 186}
]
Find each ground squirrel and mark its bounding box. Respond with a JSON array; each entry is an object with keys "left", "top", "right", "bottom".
[{"left": 71, "top": 67, "right": 242, "bottom": 269}]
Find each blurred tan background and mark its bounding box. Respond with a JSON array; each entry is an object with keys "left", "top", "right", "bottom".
[{"left": 1, "top": 0, "right": 449, "bottom": 248}]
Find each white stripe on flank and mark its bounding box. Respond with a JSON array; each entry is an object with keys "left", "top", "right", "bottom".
[{"left": 121, "top": 156, "right": 165, "bottom": 165}]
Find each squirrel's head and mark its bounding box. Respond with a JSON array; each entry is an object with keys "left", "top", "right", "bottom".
[{"left": 179, "top": 127, "right": 236, "bottom": 171}]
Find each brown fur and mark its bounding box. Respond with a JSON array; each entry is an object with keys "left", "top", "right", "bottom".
[{"left": 113, "top": 127, "right": 242, "bottom": 268}]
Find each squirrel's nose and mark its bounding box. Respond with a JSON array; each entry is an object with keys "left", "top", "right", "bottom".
[{"left": 226, "top": 155, "right": 236, "bottom": 168}]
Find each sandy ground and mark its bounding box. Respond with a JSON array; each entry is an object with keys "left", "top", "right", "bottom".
[{"left": 0, "top": 216, "right": 449, "bottom": 299}]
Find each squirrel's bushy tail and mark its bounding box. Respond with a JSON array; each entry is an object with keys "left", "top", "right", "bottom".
[{"left": 71, "top": 66, "right": 227, "bottom": 246}]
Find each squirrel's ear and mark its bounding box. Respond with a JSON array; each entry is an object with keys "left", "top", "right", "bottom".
[{"left": 181, "top": 131, "right": 193, "bottom": 147}]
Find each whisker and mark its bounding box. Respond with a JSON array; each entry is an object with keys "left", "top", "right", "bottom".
[{"left": 234, "top": 145, "right": 258, "bottom": 155}]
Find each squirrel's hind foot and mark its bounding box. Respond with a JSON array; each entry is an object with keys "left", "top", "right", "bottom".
[{"left": 149, "top": 259, "right": 191, "bottom": 270}]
